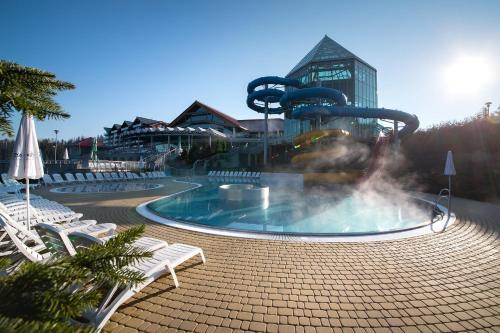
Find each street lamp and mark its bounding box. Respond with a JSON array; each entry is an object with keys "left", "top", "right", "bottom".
[
  {"left": 484, "top": 102, "right": 492, "bottom": 117},
  {"left": 54, "top": 129, "right": 59, "bottom": 162}
]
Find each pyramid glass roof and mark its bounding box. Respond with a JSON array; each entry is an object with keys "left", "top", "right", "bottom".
[{"left": 287, "top": 35, "right": 373, "bottom": 76}]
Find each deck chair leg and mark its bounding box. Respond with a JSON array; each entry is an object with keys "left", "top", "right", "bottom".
[
  {"left": 93, "top": 286, "right": 137, "bottom": 331},
  {"left": 199, "top": 250, "right": 206, "bottom": 263},
  {"left": 168, "top": 265, "right": 179, "bottom": 288}
]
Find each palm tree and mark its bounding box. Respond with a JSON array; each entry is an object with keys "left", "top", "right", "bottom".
[{"left": 0, "top": 61, "right": 75, "bottom": 136}]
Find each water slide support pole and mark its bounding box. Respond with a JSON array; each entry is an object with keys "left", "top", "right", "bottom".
[
  {"left": 393, "top": 120, "right": 400, "bottom": 150},
  {"left": 263, "top": 84, "right": 269, "bottom": 166}
]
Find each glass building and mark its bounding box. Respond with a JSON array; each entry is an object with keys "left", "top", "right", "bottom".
[{"left": 284, "top": 35, "right": 379, "bottom": 140}]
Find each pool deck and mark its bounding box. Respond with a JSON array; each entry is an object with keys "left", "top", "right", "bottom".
[{"left": 36, "top": 178, "right": 500, "bottom": 333}]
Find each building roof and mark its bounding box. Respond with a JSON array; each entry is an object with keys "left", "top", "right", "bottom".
[
  {"left": 287, "top": 35, "right": 375, "bottom": 76},
  {"left": 121, "top": 120, "right": 133, "bottom": 128},
  {"left": 169, "top": 100, "right": 245, "bottom": 129},
  {"left": 74, "top": 137, "right": 105, "bottom": 148},
  {"left": 238, "top": 119, "right": 284, "bottom": 132},
  {"left": 132, "top": 116, "right": 167, "bottom": 126}
]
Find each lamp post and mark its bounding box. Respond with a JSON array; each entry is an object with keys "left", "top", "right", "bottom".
[
  {"left": 484, "top": 102, "right": 492, "bottom": 118},
  {"left": 54, "top": 129, "right": 59, "bottom": 162}
]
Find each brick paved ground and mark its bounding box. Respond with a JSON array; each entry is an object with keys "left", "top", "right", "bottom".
[{"left": 37, "top": 178, "right": 500, "bottom": 333}]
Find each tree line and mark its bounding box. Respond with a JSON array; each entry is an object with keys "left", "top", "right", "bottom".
[{"left": 401, "top": 114, "right": 500, "bottom": 201}]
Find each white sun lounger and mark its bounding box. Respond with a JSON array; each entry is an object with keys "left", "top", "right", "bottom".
[
  {"left": 37, "top": 224, "right": 164, "bottom": 257},
  {"left": 35, "top": 222, "right": 119, "bottom": 256},
  {"left": 1, "top": 173, "right": 24, "bottom": 190},
  {"left": 126, "top": 172, "right": 139, "bottom": 180},
  {"left": 84, "top": 173, "right": 95, "bottom": 182},
  {"left": 1, "top": 206, "right": 89, "bottom": 228},
  {"left": 75, "top": 173, "right": 87, "bottom": 183},
  {"left": 51, "top": 173, "right": 66, "bottom": 184},
  {"left": 0, "top": 215, "right": 51, "bottom": 263},
  {"left": 93, "top": 173, "right": 105, "bottom": 182},
  {"left": 0, "top": 210, "right": 112, "bottom": 264},
  {"left": 102, "top": 173, "right": 113, "bottom": 181},
  {"left": 42, "top": 174, "right": 55, "bottom": 186},
  {"left": 67, "top": 231, "right": 206, "bottom": 330},
  {"left": 64, "top": 173, "right": 77, "bottom": 183},
  {"left": 0, "top": 182, "right": 18, "bottom": 194}
]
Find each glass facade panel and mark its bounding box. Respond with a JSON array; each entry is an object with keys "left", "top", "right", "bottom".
[
  {"left": 190, "top": 114, "right": 212, "bottom": 122},
  {"left": 285, "top": 58, "right": 379, "bottom": 139}
]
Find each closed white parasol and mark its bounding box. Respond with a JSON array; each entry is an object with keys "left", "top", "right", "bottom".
[
  {"left": 8, "top": 114, "right": 44, "bottom": 230},
  {"left": 63, "top": 147, "right": 69, "bottom": 160}
]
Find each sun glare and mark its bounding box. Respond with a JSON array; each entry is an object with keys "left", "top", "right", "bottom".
[{"left": 442, "top": 54, "right": 494, "bottom": 96}]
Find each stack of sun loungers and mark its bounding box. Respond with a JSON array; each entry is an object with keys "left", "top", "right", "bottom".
[
  {"left": 41, "top": 171, "right": 168, "bottom": 186},
  {"left": 207, "top": 170, "right": 261, "bottom": 183},
  {"left": 0, "top": 173, "right": 28, "bottom": 192},
  {"left": 0, "top": 190, "right": 205, "bottom": 331}
]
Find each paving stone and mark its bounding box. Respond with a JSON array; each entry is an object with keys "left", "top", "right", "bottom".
[{"left": 35, "top": 183, "right": 500, "bottom": 333}]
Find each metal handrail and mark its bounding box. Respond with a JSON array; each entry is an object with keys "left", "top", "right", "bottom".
[
  {"left": 431, "top": 188, "right": 452, "bottom": 233},
  {"left": 192, "top": 151, "right": 233, "bottom": 175}
]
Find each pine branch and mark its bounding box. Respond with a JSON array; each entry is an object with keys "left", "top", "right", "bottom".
[
  {"left": 0, "top": 225, "right": 153, "bottom": 324},
  {"left": 0, "top": 316, "right": 92, "bottom": 333},
  {"left": 0, "top": 60, "right": 75, "bottom": 136},
  {"left": 0, "top": 258, "right": 10, "bottom": 271}
]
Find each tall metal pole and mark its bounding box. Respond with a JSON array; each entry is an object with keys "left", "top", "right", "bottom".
[
  {"left": 448, "top": 175, "right": 452, "bottom": 219},
  {"left": 393, "top": 120, "right": 399, "bottom": 151},
  {"left": 54, "top": 129, "right": 59, "bottom": 162},
  {"left": 263, "top": 84, "right": 269, "bottom": 166}
]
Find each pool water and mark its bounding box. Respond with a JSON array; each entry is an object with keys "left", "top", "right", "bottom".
[
  {"left": 51, "top": 183, "right": 163, "bottom": 193},
  {"left": 148, "top": 181, "right": 431, "bottom": 235}
]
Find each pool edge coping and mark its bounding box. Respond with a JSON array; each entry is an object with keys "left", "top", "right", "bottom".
[{"left": 49, "top": 182, "right": 165, "bottom": 194}]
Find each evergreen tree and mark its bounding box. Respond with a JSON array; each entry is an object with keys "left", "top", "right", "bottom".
[
  {"left": 0, "top": 225, "right": 152, "bottom": 332},
  {"left": 0, "top": 61, "right": 75, "bottom": 136}
]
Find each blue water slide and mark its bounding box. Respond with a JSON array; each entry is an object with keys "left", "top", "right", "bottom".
[
  {"left": 246, "top": 76, "right": 302, "bottom": 114},
  {"left": 246, "top": 76, "right": 419, "bottom": 137},
  {"left": 279, "top": 87, "right": 348, "bottom": 107},
  {"left": 292, "top": 105, "right": 419, "bottom": 138}
]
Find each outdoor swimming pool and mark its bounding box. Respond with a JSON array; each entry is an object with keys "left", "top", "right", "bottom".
[
  {"left": 145, "top": 180, "right": 435, "bottom": 237},
  {"left": 51, "top": 183, "right": 163, "bottom": 193}
]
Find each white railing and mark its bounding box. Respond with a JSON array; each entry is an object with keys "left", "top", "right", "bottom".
[{"left": 88, "top": 160, "right": 142, "bottom": 172}]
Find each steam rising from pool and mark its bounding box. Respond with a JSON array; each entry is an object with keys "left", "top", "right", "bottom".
[{"left": 292, "top": 138, "right": 429, "bottom": 232}]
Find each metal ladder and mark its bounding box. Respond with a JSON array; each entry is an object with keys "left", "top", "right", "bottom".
[{"left": 431, "top": 188, "right": 452, "bottom": 233}]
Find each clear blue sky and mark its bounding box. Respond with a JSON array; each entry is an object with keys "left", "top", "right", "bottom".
[{"left": 2, "top": 0, "right": 499, "bottom": 139}]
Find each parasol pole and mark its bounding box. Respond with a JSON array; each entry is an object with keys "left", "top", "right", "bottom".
[{"left": 26, "top": 177, "right": 30, "bottom": 230}]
